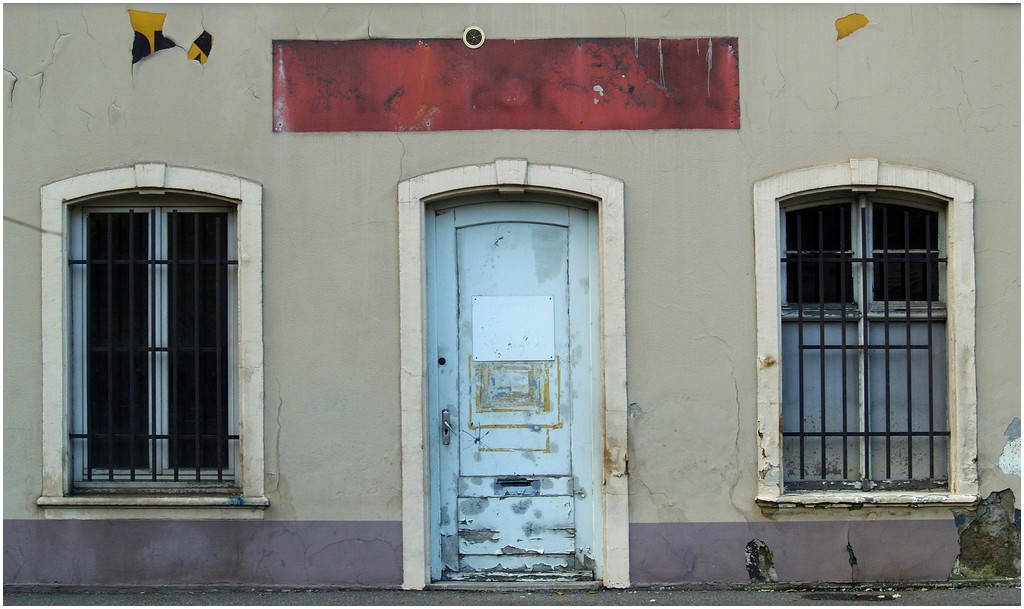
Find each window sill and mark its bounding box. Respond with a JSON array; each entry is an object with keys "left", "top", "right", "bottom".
[
  {"left": 37, "top": 495, "right": 269, "bottom": 520},
  {"left": 757, "top": 491, "right": 979, "bottom": 511}
]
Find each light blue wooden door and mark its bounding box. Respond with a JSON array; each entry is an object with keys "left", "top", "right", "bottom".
[{"left": 427, "top": 201, "right": 596, "bottom": 581}]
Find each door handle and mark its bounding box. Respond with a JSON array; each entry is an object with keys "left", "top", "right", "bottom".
[{"left": 441, "top": 409, "right": 453, "bottom": 445}]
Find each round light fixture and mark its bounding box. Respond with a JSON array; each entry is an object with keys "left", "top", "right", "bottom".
[{"left": 463, "top": 26, "right": 485, "bottom": 49}]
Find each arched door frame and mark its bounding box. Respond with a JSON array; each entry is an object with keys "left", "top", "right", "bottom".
[{"left": 398, "top": 160, "right": 629, "bottom": 588}]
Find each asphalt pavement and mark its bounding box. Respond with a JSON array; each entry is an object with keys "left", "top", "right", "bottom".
[{"left": 3, "top": 582, "right": 1020, "bottom": 606}]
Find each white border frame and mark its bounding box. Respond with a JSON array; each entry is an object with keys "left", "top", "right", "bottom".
[
  {"left": 753, "top": 158, "right": 979, "bottom": 507},
  {"left": 399, "top": 160, "right": 629, "bottom": 588},
  {"left": 39, "top": 164, "right": 267, "bottom": 518}
]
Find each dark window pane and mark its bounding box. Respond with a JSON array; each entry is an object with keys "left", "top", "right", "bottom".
[
  {"left": 872, "top": 204, "right": 940, "bottom": 302},
  {"left": 168, "top": 212, "right": 229, "bottom": 471},
  {"left": 784, "top": 204, "right": 854, "bottom": 304},
  {"left": 85, "top": 212, "right": 149, "bottom": 471}
]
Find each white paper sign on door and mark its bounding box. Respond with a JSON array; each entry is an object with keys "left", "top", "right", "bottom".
[{"left": 472, "top": 295, "right": 555, "bottom": 362}]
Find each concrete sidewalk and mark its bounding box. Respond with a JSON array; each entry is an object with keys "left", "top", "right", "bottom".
[{"left": 4, "top": 582, "right": 1020, "bottom": 606}]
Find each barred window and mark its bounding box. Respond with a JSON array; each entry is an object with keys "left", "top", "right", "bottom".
[
  {"left": 69, "top": 204, "right": 238, "bottom": 490},
  {"left": 780, "top": 196, "right": 949, "bottom": 491}
]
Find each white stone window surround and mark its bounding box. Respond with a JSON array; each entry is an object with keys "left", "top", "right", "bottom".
[
  {"left": 38, "top": 164, "right": 267, "bottom": 519},
  {"left": 753, "top": 158, "right": 979, "bottom": 508},
  {"left": 398, "top": 160, "right": 629, "bottom": 589}
]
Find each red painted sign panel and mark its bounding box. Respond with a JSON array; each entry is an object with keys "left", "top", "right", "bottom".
[{"left": 273, "top": 38, "right": 739, "bottom": 132}]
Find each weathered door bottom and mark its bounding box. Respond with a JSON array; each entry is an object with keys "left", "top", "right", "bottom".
[{"left": 442, "top": 568, "right": 595, "bottom": 582}]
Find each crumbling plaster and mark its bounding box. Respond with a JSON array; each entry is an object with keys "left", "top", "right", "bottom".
[{"left": 951, "top": 490, "right": 1021, "bottom": 579}]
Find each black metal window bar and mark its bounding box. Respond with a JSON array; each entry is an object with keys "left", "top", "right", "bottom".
[
  {"left": 780, "top": 198, "right": 949, "bottom": 491},
  {"left": 69, "top": 208, "right": 238, "bottom": 488}
]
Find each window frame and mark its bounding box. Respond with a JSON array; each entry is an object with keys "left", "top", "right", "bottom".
[
  {"left": 39, "top": 164, "right": 266, "bottom": 518},
  {"left": 753, "top": 159, "right": 978, "bottom": 508},
  {"left": 69, "top": 203, "right": 240, "bottom": 490},
  {"left": 779, "top": 195, "right": 949, "bottom": 491}
]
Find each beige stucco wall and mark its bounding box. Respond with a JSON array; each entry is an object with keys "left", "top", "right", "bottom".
[{"left": 4, "top": 4, "right": 1019, "bottom": 524}]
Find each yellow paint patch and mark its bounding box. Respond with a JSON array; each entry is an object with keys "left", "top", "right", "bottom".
[
  {"left": 836, "top": 13, "right": 869, "bottom": 40},
  {"left": 129, "top": 9, "right": 176, "bottom": 64},
  {"left": 128, "top": 10, "right": 166, "bottom": 51}
]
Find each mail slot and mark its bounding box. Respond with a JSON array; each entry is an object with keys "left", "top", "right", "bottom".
[{"left": 496, "top": 476, "right": 534, "bottom": 487}]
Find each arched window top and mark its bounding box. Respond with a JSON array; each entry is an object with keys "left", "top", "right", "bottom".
[
  {"left": 42, "top": 163, "right": 261, "bottom": 206},
  {"left": 399, "top": 158, "right": 623, "bottom": 207},
  {"left": 755, "top": 158, "right": 973, "bottom": 208}
]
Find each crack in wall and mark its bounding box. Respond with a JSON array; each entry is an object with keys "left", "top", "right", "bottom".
[
  {"left": 270, "top": 374, "right": 284, "bottom": 496},
  {"left": 4, "top": 69, "right": 18, "bottom": 106},
  {"left": 632, "top": 477, "right": 682, "bottom": 518},
  {"left": 828, "top": 86, "right": 871, "bottom": 112},
  {"left": 79, "top": 9, "right": 94, "bottom": 40},
  {"left": 846, "top": 534, "right": 860, "bottom": 582},
  {"left": 695, "top": 330, "right": 745, "bottom": 516},
  {"left": 952, "top": 65, "right": 974, "bottom": 108},
  {"left": 28, "top": 28, "right": 72, "bottom": 107},
  {"left": 107, "top": 98, "right": 126, "bottom": 127},
  {"left": 77, "top": 104, "right": 95, "bottom": 133},
  {"left": 312, "top": 6, "right": 334, "bottom": 41},
  {"left": 395, "top": 133, "right": 407, "bottom": 180}
]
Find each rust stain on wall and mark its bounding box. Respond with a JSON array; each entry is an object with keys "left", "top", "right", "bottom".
[{"left": 272, "top": 38, "right": 740, "bottom": 132}]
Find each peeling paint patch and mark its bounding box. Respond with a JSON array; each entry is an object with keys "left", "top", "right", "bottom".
[
  {"left": 950, "top": 489, "right": 1021, "bottom": 579},
  {"left": 188, "top": 31, "right": 213, "bottom": 64},
  {"left": 129, "top": 10, "right": 176, "bottom": 64},
  {"left": 745, "top": 539, "right": 778, "bottom": 583},
  {"left": 998, "top": 418, "right": 1021, "bottom": 476},
  {"left": 836, "top": 13, "right": 870, "bottom": 40},
  {"left": 459, "top": 528, "right": 499, "bottom": 544}
]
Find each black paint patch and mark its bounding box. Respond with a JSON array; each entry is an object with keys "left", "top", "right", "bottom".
[{"left": 133, "top": 30, "right": 176, "bottom": 64}]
